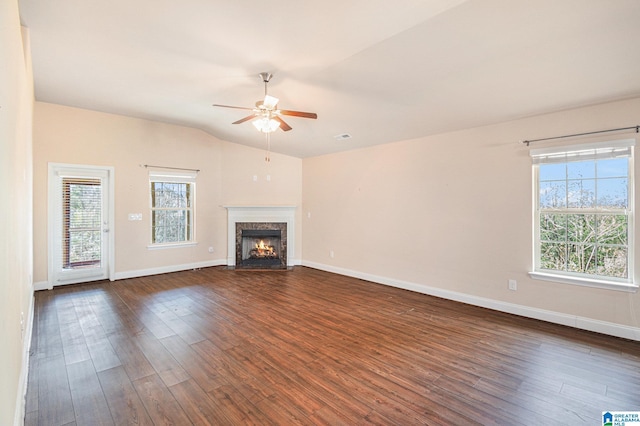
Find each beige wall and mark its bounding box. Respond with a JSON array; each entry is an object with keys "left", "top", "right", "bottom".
[
  {"left": 25, "top": 62, "right": 640, "bottom": 380},
  {"left": 302, "top": 97, "right": 640, "bottom": 332},
  {"left": 32, "top": 102, "right": 303, "bottom": 283},
  {"left": 1, "top": 0, "right": 34, "bottom": 424},
  {"left": 220, "top": 141, "right": 303, "bottom": 261}
]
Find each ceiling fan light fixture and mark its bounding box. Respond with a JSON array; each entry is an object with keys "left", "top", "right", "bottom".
[{"left": 252, "top": 117, "right": 280, "bottom": 133}]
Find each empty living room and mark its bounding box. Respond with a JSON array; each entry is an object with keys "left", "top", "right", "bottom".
[{"left": 3, "top": 0, "right": 640, "bottom": 425}]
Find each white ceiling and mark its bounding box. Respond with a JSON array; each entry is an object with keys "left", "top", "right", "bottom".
[{"left": 19, "top": 0, "right": 640, "bottom": 158}]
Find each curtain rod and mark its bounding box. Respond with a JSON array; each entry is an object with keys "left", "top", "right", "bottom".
[
  {"left": 143, "top": 164, "right": 200, "bottom": 173},
  {"left": 522, "top": 125, "right": 639, "bottom": 147}
]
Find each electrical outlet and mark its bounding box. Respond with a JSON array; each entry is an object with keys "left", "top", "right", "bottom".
[
  {"left": 508, "top": 279, "right": 517, "bottom": 291},
  {"left": 330, "top": 250, "right": 334, "bottom": 258}
]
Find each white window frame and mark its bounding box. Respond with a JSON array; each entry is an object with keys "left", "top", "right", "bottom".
[
  {"left": 148, "top": 170, "right": 197, "bottom": 249},
  {"left": 529, "top": 139, "right": 638, "bottom": 292}
]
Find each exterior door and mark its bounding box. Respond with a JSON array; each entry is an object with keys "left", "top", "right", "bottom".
[{"left": 48, "top": 164, "right": 114, "bottom": 286}]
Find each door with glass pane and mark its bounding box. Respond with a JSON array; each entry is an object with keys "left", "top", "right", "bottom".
[{"left": 49, "top": 164, "right": 113, "bottom": 286}]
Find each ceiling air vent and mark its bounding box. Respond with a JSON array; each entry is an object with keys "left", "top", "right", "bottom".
[{"left": 333, "top": 133, "right": 352, "bottom": 141}]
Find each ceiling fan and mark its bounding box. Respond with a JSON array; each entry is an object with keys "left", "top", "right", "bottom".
[{"left": 213, "top": 72, "right": 317, "bottom": 133}]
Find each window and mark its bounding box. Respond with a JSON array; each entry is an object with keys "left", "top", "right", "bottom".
[
  {"left": 149, "top": 170, "right": 196, "bottom": 246},
  {"left": 530, "top": 140, "right": 635, "bottom": 289},
  {"left": 62, "top": 177, "right": 102, "bottom": 268}
]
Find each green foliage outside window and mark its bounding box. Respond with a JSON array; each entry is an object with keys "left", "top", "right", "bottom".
[{"left": 538, "top": 157, "right": 629, "bottom": 279}]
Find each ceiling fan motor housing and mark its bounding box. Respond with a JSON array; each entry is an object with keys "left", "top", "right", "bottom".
[{"left": 259, "top": 72, "right": 273, "bottom": 83}]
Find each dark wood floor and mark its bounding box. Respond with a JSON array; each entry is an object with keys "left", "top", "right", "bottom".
[{"left": 24, "top": 266, "right": 640, "bottom": 425}]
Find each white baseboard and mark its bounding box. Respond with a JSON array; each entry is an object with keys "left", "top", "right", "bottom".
[
  {"left": 15, "top": 290, "right": 35, "bottom": 426},
  {"left": 302, "top": 261, "right": 640, "bottom": 342},
  {"left": 114, "top": 257, "right": 302, "bottom": 280},
  {"left": 34, "top": 259, "right": 230, "bottom": 290},
  {"left": 113, "top": 259, "right": 228, "bottom": 281},
  {"left": 33, "top": 281, "right": 51, "bottom": 291}
]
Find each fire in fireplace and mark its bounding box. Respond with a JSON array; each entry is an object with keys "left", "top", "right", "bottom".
[{"left": 249, "top": 239, "right": 277, "bottom": 259}]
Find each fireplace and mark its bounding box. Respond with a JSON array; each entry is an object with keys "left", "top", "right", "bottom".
[
  {"left": 235, "top": 222, "right": 287, "bottom": 269},
  {"left": 224, "top": 205, "right": 296, "bottom": 268}
]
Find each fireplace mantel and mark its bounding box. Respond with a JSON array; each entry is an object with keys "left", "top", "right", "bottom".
[{"left": 224, "top": 205, "right": 296, "bottom": 267}]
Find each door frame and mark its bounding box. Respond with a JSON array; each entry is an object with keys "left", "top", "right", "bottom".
[{"left": 47, "top": 163, "right": 115, "bottom": 288}]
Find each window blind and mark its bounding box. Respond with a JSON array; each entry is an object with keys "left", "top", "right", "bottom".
[
  {"left": 148, "top": 169, "right": 197, "bottom": 183},
  {"left": 530, "top": 139, "right": 635, "bottom": 164},
  {"left": 61, "top": 177, "right": 102, "bottom": 269}
]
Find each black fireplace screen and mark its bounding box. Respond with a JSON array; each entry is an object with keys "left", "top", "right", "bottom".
[{"left": 240, "top": 229, "right": 282, "bottom": 267}]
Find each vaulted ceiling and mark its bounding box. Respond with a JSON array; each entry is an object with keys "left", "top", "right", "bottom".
[{"left": 19, "top": 0, "right": 640, "bottom": 158}]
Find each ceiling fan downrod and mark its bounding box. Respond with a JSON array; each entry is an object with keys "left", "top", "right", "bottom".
[{"left": 259, "top": 72, "right": 273, "bottom": 97}]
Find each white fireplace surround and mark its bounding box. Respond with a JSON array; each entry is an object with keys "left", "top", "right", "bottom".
[{"left": 224, "top": 205, "right": 296, "bottom": 267}]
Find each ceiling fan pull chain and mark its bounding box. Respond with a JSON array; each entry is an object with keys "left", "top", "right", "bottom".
[{"left": 265, "top": 132, "right": 271, "bottom": 163}]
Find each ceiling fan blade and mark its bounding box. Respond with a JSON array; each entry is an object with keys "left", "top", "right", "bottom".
[
  {"left": 273, "top": 116, "right": 292, "bottom": 132},
  {"left": 279, "top": 110, "right": 317, "bottom": 119},
  {"left": 213, "top": 104, "right": 254, "bottom": 111},
  {"left": 232, "top": 114, "right": 257, "bottom": 125}
]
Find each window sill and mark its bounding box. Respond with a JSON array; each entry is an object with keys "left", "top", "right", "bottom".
[
  {"left": 529, "top": 271, "right": 638, "bottom": 293},
  {"left": 147, "top": 242, "right": 198, "bottom": 250}
]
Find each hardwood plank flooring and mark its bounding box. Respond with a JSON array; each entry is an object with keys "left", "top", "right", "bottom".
[{"left": 24, "top": 266, "right": 640, "bottom": 425}]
